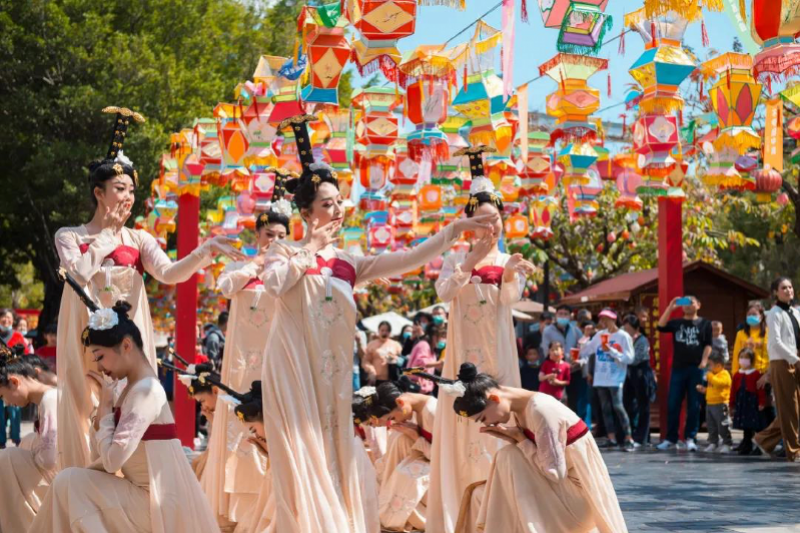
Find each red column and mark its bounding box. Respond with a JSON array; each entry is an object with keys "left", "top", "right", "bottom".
[
  {"left": 657, "top": 197, "right": 683, "bottom": 440},
  {"left": 175, "top": 193, "right": 200, "bottom": 448}
]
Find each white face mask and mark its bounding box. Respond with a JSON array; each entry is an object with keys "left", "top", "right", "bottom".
[{"left": 739, "top": 359, "right": 751, "bottom": 369}]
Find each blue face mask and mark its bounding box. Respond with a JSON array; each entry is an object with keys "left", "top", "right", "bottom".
[
  {"left": 436, "top": 340, "right": 446, "bottom": 350},
  {"left": 556, "top": 318, "right": 570, "bottom": 328},
  {"left": 746, "top": 315, "right": 761, "bottom": 326},
  {"left": 433, "top": 315, "right": 445, "bottom": 325},
  {"left": 402, "top": 332, "right": 411, "bottom": 340}
]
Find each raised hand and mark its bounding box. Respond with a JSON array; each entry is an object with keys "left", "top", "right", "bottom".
[
  {"left": 503, "top": 253, "right": 536, "bottom": 282},
  {"left": 463, "top": 234, "right": 494, "bottom": 272},
  {"left": 102, "top": 200, "right": 132, "bottom": 233},
  {"left": 454, "top": 213, "right": 498, "bottom": 236},
  {"left": 205, "top": 236, "right": 248, "bottom": 261},
  {"left": 303, "top": 218, "right": 340, "bottom": 254}
]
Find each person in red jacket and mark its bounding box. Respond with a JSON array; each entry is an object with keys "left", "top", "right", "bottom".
[
  {"left": 538, "top": 341, "right": 571, "bottom": 401},
  {"left": 730, "top": 348, "right": 767, "bottom": 455}
]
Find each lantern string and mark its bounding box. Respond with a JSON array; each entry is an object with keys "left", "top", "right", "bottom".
[{"left": 442, "top": 1, "right": 504, "bottom": 48}]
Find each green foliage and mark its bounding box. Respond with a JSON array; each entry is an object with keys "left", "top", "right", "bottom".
[
  {"left": 0, "top": 262, "right": 44, "bottom": 309},
  {"left": 0, "top": 0, "right": 303, "bottom": 319}
]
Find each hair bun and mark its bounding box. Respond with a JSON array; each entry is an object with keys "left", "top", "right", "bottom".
[
  {"left": 112, "top": 301, "right": 133, "bottom": 319},
  {"left": 396, "top": 375, "right": 421, "bottom": 393},
  {"left": 284, "top": 177, "right": 300, "bottom": 194},
  {"left": 249, "top": 380, "right": 262, "bottom": 398},
  {"left": 194, "top": 362, "right": 215, "bottom": 375},
  {"left": 458, "top": 363, "right": 479, "bottom": 383}
]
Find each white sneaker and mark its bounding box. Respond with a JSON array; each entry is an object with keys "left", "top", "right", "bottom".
[
  {"left": 676, "top": 440, "right": 687, "bottom": 450},
  {"left": 686, "top": 439, "right": 698, "bottom": 452},
  {"left": 717, "top": 444, "right": 731, "bottom": 454},
  {"left": 632, "top": 441, "right": 642, "bottom": 449},
  {"left": 704, "top": 443, "right": 717, "bottom": 452},
  {"left": 656, "top": 440, "right": 676, "bottom": 450}
]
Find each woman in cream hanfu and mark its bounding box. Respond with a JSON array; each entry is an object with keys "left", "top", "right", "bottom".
[
  {"left": 427, "top": 146, "right": 534, "bottom": 533},
  {"left": 258, "top": 114, "right": 496, "bottom": 533},
  {"left": 427, "top": 363, "right": 628, "bottom": 533},
  {"left": 30, "top": 300, "right": 220, "bottom": 533},
  {"left": 361, "top": 377, "right": 437, "bottom": 532},
  {"left": 55, "top": 107, "right": 244, "bottom": 469},
  {"left": 0, "top": 351, "right": 58, "bottom": 531},
  {"left": 204, "top": 182, "right": 291, "bottom": 527}
]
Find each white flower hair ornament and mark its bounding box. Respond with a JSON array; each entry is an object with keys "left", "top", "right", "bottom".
[
  {"left": 469, "top": 176, "right": 496, "bottom": 196},
  {"left": 271, "top": 198, "right": 293, "bottom": 218},
  {"left": 177, "top": 374, "right": 197, "bottom": 388},
  {"left": 439, "top": 381, "right": 466, "bottom": 398},
  {"left": 114, "top": 150, "right": 133, "bottom": 167},
  {"left": 88, "top": 308, "right": 119, "bottom": 331},
  {"left": 309, "top": 162, "right": 334, "bottom": 173},
  {"left": 355, "top": 386, "right": 377, "bottom": 398}
]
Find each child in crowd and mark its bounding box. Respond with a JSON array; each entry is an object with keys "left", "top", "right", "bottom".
[
  {"left": 696, "top": 350, "right": 732, "bottom": 453},
  {"left": 711, "top": 321, "right": 729, "bottom": 363},
  {"left": 730, "top": 348, "right": 767, "bottom": 455},
  {"left": 538, "top": 341, "right": 570, "bottom": 401},
  {"left": 519, "top": 345, "right": 542, "bottom": 392}
]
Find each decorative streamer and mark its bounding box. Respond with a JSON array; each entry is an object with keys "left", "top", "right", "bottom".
[
  {"left": 501, "top": 0, "right": 515, "bottom": 101},
  {"left": 721, "top": 0, "right": 759, "bottom": 55},
  {"left": 520, "top": 0, "right": 528, "bottom": 23},
  {"left": 607, "top": 74, "right": 612, "bottom": 98},
  {"left": 618, "top": 28, "right": 626, "bottom": 55},
  {"left": 519, "top": 83, "right": 529, "bottom": 163},
  {"left": 701, "top": 19, "right": 710, "bottom": 47},
  {"left": 764, "top": 98, "right": 784, "bottom": 172}
]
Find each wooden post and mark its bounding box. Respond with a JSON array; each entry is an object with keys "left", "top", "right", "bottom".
[
  {"left": 175, "top": 193, "right": 200, "bottom": 448},
  {"left": 657, "top": 197, "right": 683, "bottom": 440}
]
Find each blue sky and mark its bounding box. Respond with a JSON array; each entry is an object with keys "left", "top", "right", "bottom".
[{"left": 350, "top": 2, "right": 750, "bottom": 122}]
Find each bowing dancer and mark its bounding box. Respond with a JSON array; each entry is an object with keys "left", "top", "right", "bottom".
[
  {"left": 361, "top": 376, "right": 436, "bottom": 532},
  {"left": 419, "top": 363, "right": 627, "bottom": 533},
  {"left": 204, "top": 177, "right": 291, "bottom": 527},
  {"left": 56, "top": 106, "right": 244, "bottom": 468},
  {"left": 258, "top": 114, "right": 495, "bottom": 533},
  {"left": 427, "top": 145, "right": 535, "bottom": 533},
  {"left": 0, "top": 349, "right": 58, "bottom": 531},
  {"left": 181, "top": 363, "right": 221, "bottom": 482},
  {"left": 353, "top": 390, "right": 389, "bottom": 465},
  {"left": 30, "top": 300, "right": 219, "bottom": 532}
]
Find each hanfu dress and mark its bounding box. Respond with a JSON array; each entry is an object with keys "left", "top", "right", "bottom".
[
  {"left": 0, "top": 387, "right": 58, "bottom": 531},
  {"left": 378, "top": 397, "right": 437, "bottom": 531},
  {"left": 55, "top": 225, "right": 213, "bottom": 468},
  {"left": 203, "top": 261, "right": 271, "bottom": 525},
  {"left": 476, "top": 392, "right": 628, "bottom": 533},
  {"left": 29, "top": 376, "right": 220, "bottom": 533},
  {"left": 259, "top": 223, "right": 460, "bottom": 533},
  {"left": 427, "top": 253, "right": 523, "bottom": 533}
]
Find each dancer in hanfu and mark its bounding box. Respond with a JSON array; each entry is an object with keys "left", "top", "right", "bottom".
[
  {"left": 427, "top": 145, "right": 535, "bottom": 533},
  {"left": 257, "top": 114, "right": 496, "bottom": 533},
  {"left": 204, "top": 172, "right": 291, "bottom": 527},
  {"left": 0, "top": 347, "right": 58, "bottom": 531},
  {"left": 362, "top": 376, "right": 436, "bottom": 532},
  {"left": 55, "top": 106, "right": 244, "bottom": 468},
  {"left": 419, "top": 363, "right": 628, "bottom": 533},
  {"left": 30, "top": 300, "right": 220, "bottom": 532}
]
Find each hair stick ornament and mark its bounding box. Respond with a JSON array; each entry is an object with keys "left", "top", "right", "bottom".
[
  {"left": 57, "top": 267, "right": 100, "bottom": 313},
  {"left": 454, "top": 145, "right": 503, "bottom": 216}
]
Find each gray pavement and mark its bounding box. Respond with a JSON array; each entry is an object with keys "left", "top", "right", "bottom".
[{"left": 606, "top": 440, "right": 800, "bottom": 532}]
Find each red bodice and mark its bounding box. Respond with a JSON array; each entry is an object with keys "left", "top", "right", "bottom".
[
  {"left": 79, "top": 243, "right": 144, "bottom": 276},
  {"left": 471, "top": 265, "right": 504, "bottom": 287},
  {"left": 305, "top": 256, "right": 357, "bottom": 289}
]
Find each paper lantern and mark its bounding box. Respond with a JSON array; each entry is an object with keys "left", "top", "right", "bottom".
[
  {"left": 558, "top": 143, "right": 599, "bottom": 187},
  {"left": 702, "top": 53, "right": 762, "bottom": 154},
  {"left": 194, "top": 118, "right": 221, "bottom": 186},
  {"left": 751, "top": 0, "right": 800, "bottom": 82},
  {"left": 504, "top": 213, "right": 529, "bottom": 239},
  {"left": 632, "top": 115, "right": 679, "bottom": 182},
  {"left": 251, "top": 171, "right": 275, "bottom": 211},
  {"left": 539, "top": 0, "right": 609, "bottom": 29},
  {"left": 753, "top": 167, "right": 783, "bottom": 202},
  {"left": 368, "top": 224, "right": 394, "bottom": 251},
  {"left": 350, "top": 0, "right": 417, "bottom": 76},
  {"left": 452, "top": 69, "right": 513, "bottom": 153},
  {"left": 557, "top": 2, "right": 613, "bottom": 56},
  {"left": 299, "top": 5, "right": 351, "bottom": 105},
  {"left": 643, "top": 0, "right": 720, "bottom": 20},
  {"left": 568, "top": 165, "right": 602, "bottom": 219},
  {"left": 405, "top": 77, "right": 450, "bottom": 161},
  {"left": 418, "top": 184, "right": 443, "bottom": 212},
  {"left": 530, "top": 196, "right": 558, "bottom": 240},
  {"left": 518, "top": 131, "right": 553, "bottom": 196}
]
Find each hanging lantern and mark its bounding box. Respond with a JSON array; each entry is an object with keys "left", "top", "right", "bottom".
[
  {"left": 567, "top": 165, "right": 602, "bottom": 219},
  {"left": 299, "top": 5, "right": 351, "bottom": 105},
  {"left": 558, "top": 143, "right": 599, "bottom": 187},
  {"left": 349, "top": 0, "right": 417, "bottom": 76},
  {"left": 194, "top": 118, "right": 221, "bottom": 188},
  {"left": 518, "top": 130, "right": 553, "bottom": 196},
  {"left": 539, "top": 0, "right": 609, "bottom": 29},
  {"left": 751, "top": 0, "right": 800, "bottom": 83},
  {"left": 753, "top": 167, "right": 783, "bottom": 202},
  {"left": 504, "top": 213, "right": 529, "bottom": 239},
  {"left": 557, "top": 2, "right": 613, "bottom": 56},
  {"left": 530, "top": 196, "right": 558, "bottom": 240},
  {"left": 353, "top": 87, "right": 403, "bottom": 195},
  {"left": 643, "top": 0, "right": 719, "bottom": 20},
  {"left": 701, "top": 52, "right": 762, "bottom": 154},
  {"left": 452, "top": 68, "right": 514, "bottom": 153},
  {"left": 614, "top": 155, "right": 643, "bottom": 211},
  {"left": 404, "top": 77, "right": 451, "bottom": 161},
  {"left": 368, "top": 224, "right": 394, "bottom": 252},
  {"left": 418, "top": 184, "right": 443, "bottom": 212}
]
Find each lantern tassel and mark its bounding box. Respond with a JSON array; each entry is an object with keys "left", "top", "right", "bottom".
[
  {"left": 767, "top": 76, "right": 772, "bottom": 96},
  {"left": 699, "top": 79, "right": 704, "bottom": 100},
  {"left": 607, "top": 74, "right": 612, "bottom": 98},
  {"left": 650, "top": 21, "right": 657, "bottom": 48},
  {"left": 618, "top": 28, "right": 625, "bottom": 55},
  {"left": 463, "top": 62, "right": 468, "bottom": 90},
  {"left": 620, "top": 114, "right": 626, "bottom": 137},
  {"left": 701, "top": 19, "right": 710, "bottom": 47},
  {"left": 520, "top": 0, "right": 528, "bottom": 23},
  {"left": 726, "top": 68, "right": 731, "bottom": 90},
  {"left": 678, "top": 109, "right": 683, "bottom": 128},
  {"left": 739, "top": 0, "right": 747, "bottom": 23}
]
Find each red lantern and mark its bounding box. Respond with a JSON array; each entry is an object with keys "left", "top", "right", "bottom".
[{"left": 754, "top": 167, "right": 782, "bottom": 202}]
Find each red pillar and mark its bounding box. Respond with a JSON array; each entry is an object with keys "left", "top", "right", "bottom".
[
  {"left": 175, "top": 193, "right": 200, "bottom": 448},
  {"left": 657, "top": 198, "right": 683, "bottom": 440}
]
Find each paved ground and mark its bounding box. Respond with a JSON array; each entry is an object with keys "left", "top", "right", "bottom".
[{"left": 606, "top": 438, "right": 800, "bottom": 532}]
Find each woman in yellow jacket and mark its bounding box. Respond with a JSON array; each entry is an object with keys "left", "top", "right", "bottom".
[{"left": 732, "top": 302, "right": 769, "bottom": 377}]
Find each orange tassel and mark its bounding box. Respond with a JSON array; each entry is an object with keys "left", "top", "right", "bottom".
[
  {"left": 650, "top": 21, "right": 657, "bottom": 48},
  {"left": 463, "top": 63, "right": 468, "bottom": 90},
  {"left": 678, "top": 109, "right": 683, "bottom": 127},
  {"left": 726, "top": 69, "right": 731, "bottom": 90},
  {"left": 739, "top": 0, "right": 747, "bottom": 23}
]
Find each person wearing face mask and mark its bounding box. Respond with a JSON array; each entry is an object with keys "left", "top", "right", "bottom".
[
  {"left": 414, "top": 363, "right": 628, "bottom": 533},
  {"left": 362, "top": 321, "right": 403, "bottom": 385},
  {"left": 542, "top": 304, "right": 588, "bottom": 426},
  {"left": 13, "top": 316, "right": 33, "bottom": 355},
  {"left": 54, "top": 107, "right": 245, "bottom": 470},
  {"left": 754, "top": 277, "right": 800, "bottom": 462},
  {"left": 201, "top": 176, "right": 291, "bottom": 528},
  {"left": 256, "top": 115, "right": 496, "bottom": 533},
  {"left": 431, "top": 305, "right": 448, "bottom": 326},
  {"left": 0, "top": 309, "right": 24, "bottom": 449}
]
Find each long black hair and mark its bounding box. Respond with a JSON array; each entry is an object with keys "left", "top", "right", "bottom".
[
  {"left": 0, "top": 356, "right": 39, "bottom": 387},
  {"left": 364, "top": 376, "right": 421, "bottom": 419},
  {"left": 81, "top": 301, "right": 144, "bottom": 351},
  {"left": 234, "top": 381, "right": 263, "bottom": 423},
  {"left": 408, "top": 363, "right": 499, "bottom": 418},
  {"left": 255, "top": 210, "right": 290, "bottom": 233},
  {"left": 743, "top": 301, "right": 767, "bottom": 338},
  {"left": 352, "top": 394, "right": 371, "bottom": 426}
]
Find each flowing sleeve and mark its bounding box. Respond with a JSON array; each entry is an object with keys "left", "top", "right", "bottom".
[
  {"left": 217, "top": 261, "right": 260, "bottom": 298},
  {"left": 259, "top": 241, "right": 317, "bottom": 298},
  {"left": 435, "top": 253, "right": 470, "bottom": 303},
  {"left": 95, "top": 380, "right": 165, "bottom": 473},
  {"left": 138, "top": 230, "right": 213, "bottom": 285},
  {"left": 411, "top": 400, "right": 436, "bottom": 460},
  {"left": 55, "top": 227, "right": 118, "bottom": 285},
  {"left": 522, "top": 401, "right": 568, "bottom": 482},
  {"left": 355, "top": 223, "right": 459, "bottom": 283},
  {"left": 32, "top": 391, "right": 58, "bottom": 472},
  {"left": 499, "top": 255, "right": 526, "bottom": 306}
]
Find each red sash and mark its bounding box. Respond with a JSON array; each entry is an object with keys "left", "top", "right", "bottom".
[
  {"left": 355, "top": 425, "right": 367, "bottom": 441},
  {"left": 419, "top": 427, "right": 433, "bottom": 444},
  {"left": 113, "top": 408, "right": 178, "bottom": 441},
  {"left": 521, "top": 420, "right": 588, "bottom": 447},
  {"left": 471, "top": 265, "right": 504, "bottom": 287},
  {"left": 244, "top": 278, "right": 264, "bottom": 290},
  {"left": 79, "top": 244, "right": 145, "bottom": 276},
  {"left": 305, "top": 256, "right": 357, "bottom": 289}
]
